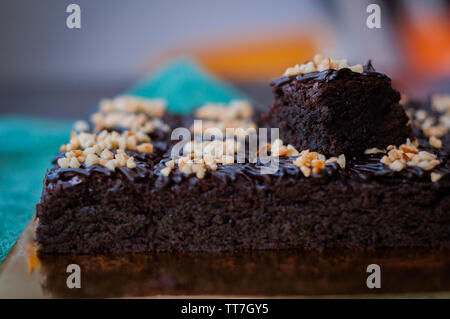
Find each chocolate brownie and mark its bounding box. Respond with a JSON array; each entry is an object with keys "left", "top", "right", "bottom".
[
  {"left": 263, "top": 61, "right": 413, "bottom": 156},
  {"left": 35, "top": 64, "right": 450, "bottom": 253},
  {"left": 36, "top": 148, "right": 450, "bottom": 253}
]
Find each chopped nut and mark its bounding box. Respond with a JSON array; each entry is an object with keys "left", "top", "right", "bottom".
[
  {"left": 350, "top": 64, "right": 363, "bottom": 73},
  {"left": 286, "top": 144, "right": 299, "bottom": 156},
  {"left": 180, "top": 162, "right": 193, "bottom": 174},
  {"left": 325, "top": 157, "right": 338, "bottom": 164},
  {"left": 85, "top": 154, "right": 99, "bottom": 167},
  {"left": 432, "top": 95, "right": 450, "bottom": 113},
  {"left": 283, "top": 54, "right": 362, "bottom": 76},
  {"left": 160, "top": 167, "right": 172, "bottom": 176},
  {"left": 309, "top": 152, "right": 319, "bottom": 160},
  {"left": 91, "top": 96, "right": 169, "bottom": 135},
  {"left": 381, "top": 141, "right": 441, "bottom": 172},
  {"left": 126, "top": 157, "right": 137, "bottom": 169},
  {"left": 100, "top": 148, "right": 114, "bottom": 160},
  {"left": 429, "top": 136, "right": 442, "bottom": 149},
  {"left": 195, "top": 167, "right": 206, "bottom": 179},
  {"left": 311, "top": 159, "right": 325, "bottom": 169},
  {"left": 57, "top": 157, "right": 70, "bottom": 169},
  {"left": 431, "top": 172, "right": 442, "bottom": 182},
  {"left": 115, "top": 151, "right": 128, "bottom": 166},
  {"left": 136, "top": 131, "right": 151, "bottom": 143},
  {"left": 425, "top": 124, "right": 447, "bottom": 138},
  {"left": 417, "top": 160, "right": 439, "bottom": 171},
  {"left": 389, "top": 160, "right": 405, "bottom": 172},
  {"left": 165, "top": 160, "right": 175, "bottom": 168},
  {"left": 73, "top": 120, "right": 89, "bottom": 132},
  {"left": 300, "top": 166, "right": 311, "bottom": 177},
  {"left": 337, "top": 154, "right": 346, "bottom": 169},
  {"left": 69, "top": 157, "right": 81, "bottom": 169},
  {"left": 380, "top": 155, "right": 390, "bottom": 165},
  {"left": 364, "top": 147, "right": 385, "bottom": 154},
  {"left": 195, "top": 100, "right": 253, "bottom": 120},
  {"left": 399, "top": 144, "right": 419, "bottom": 154},
  {"left": 291, "top": 148, "right": 342, "bottom": 176},
  {"left": 415, "top": 110, "right": 428, "bottom": 121},
  {"left": 105, "top": 160, "right": 116, "bottom": 171},
  {"left": 137, "top": 143, "right": 153, "bottom": 153},
  {"left": 73, "top": 150, "right": 83, "bottom": 157}
]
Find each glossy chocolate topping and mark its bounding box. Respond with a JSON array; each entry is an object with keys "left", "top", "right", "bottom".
[{"left": 270, "top": 61, "right": 379, "bottom": 88}]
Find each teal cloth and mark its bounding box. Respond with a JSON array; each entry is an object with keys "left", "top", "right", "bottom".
[{"left": 0, "top": 60, "right": 245, "bottom": 263}]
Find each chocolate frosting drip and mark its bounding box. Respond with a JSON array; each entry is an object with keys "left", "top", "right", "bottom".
[
  {"left": 147, "top": 154, "right": 449, "bottom": 191},
  {"left": 270, "top": 61, "right": 383, "bottom": 88},
  {"left": 46, "top": 137, "right": 449, "bottom": 189}
]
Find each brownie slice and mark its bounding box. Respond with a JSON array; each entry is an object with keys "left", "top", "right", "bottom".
[{"left": 263, "top": 62, "right": 413, "bottom": 156}]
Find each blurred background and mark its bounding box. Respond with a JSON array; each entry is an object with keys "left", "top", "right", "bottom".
[{"left": 0, "top": 0, "right": 449, "bottom": 118}]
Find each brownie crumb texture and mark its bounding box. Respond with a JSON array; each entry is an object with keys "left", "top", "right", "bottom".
[{"left": 265, "top": 55, "right": 414, "bottom": 156}]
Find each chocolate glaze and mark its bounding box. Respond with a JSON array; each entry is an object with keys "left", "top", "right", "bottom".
[
  {"left": 270, "top": 61, "right": 381, "bottom": 88},
  {"left": 44, "top": 95, "right": 449, "bottom": 190},
  {"left": 46, "top": 141, "right": 449, "bottom": 191}
]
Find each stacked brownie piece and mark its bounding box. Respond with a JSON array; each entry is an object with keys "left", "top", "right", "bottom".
[
  {"left": 264, "top": 57, "right": 413, "bottom": 156},
  {"left": 36, "top": 56, "right": 450, "bottom": 253}
]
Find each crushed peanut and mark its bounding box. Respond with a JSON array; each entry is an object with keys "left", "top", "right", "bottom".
[
  {"left": 380, "top": 139, "right": 440, "bottom": 173},
  {"left": 292, "top": 150, "right": 345, "bottom": 177},
  {"left": 57, "top": 130, "right": 147, "bottom": 171},
  {"left": 283, "top": 54, "right": 364, "bottom": 77},
  {"left": 429, "top": 136, "right": 442, "bottom": 149},
  {"left": 91, "top": 95, "right": 169, "bottom": 134},
  {"left": 85, "top": 154, "right": 99, "bottom": 167},
  {"left": 57, "top": 157, "right": 70, "bottom": 169},
  {"left": 160, "top": 166, "right": 172, "bottom": 177},
  {"left": 269, "top": 139, "right": 301, "bottom": 157},
  {"left": 73, "top": 120, "right": 90, "bottom": 132},
  {"left": 432, "top": 95, "right": 450, "bottom": 113},
  {"left": 431, "top": 172, "right": 442, "bottom": 182},
  {"left": 99, "top": 95, "right": 166, "bottom": 117},
  {"left": 136, "top": 143, "right": 153, "bottom": 153},
  {"left": 410, "top": 95, "right": 450, "bottom": 138},
  {"left": 60, "top": 130, "right": 153, "bottom": 153},
  {"left": 160, "top": 138, "right": 242, "bottom": 179},
  {"left": 191, "top": 100, "right": 257, "bottom": 137},
  {"left": 364, "top": 147, "right": 385, "bottom": 154},
  {"left": 195, "top": 100, "right": 253, "bottom": 120}
]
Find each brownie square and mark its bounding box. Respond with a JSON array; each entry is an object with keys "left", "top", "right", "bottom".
[{"left": 264, "top": 66, "right": 413, "bottom": 156}]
